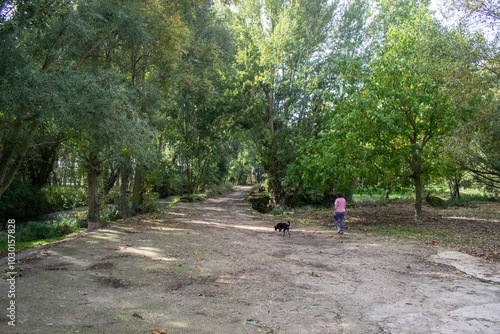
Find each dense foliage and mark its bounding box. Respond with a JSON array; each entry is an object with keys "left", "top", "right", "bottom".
[{"left": 0, "top": 0, "right": 498, "bottom": 226}]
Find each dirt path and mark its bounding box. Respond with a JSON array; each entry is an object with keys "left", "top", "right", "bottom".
[{"left": 1, "top": 186, "right": 499, "bottom": 333}]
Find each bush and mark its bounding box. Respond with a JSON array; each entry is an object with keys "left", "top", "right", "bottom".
[
  {"left": 180, "top": 194, "right": 205, "bottom": 202},
  {"left": 0, "top": 180, "right": 87, "bottom": 219},
  {"left": 0, "top": 179, "right": 47, "bottom": 218},
  {"left": 245, "top": 193, "right": 271, "bottom": 213},
  {"left": 141, "top": 191, "right": 161, "bottom": 213},
  {"left": 205, "top": 184, "right": 233, "bottom": 197},
  {"left": 72, "top": 211, "right": 89, "bottom": 228},
  {"left": 102, "top": 188, "right": 121, "bottom": 205},
  {"left": 43, "top": 186, "right": 87, "bottom": 211},
  {"left": 16, "top": 221, "right": 52, "bottom": 241},
  {"left": 425, "top": 194, "right": 446, "bottom": 208},
  {"left": 8, "top": 219, "right": 82, "bottom": 243},
  {"left": 445, "top": 193, "right": 497, "bottom": 208},
  {"left": 101, "top": 205, "right": 122, "bottom": 222}
]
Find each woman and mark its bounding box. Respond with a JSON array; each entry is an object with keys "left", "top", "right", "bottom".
[{"left": 334, "top": 192, "right": 346, "bottom": 235}]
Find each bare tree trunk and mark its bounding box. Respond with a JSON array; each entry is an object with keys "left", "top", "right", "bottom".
[
  {"left": 131, "top": 165, "right": 143, "bottom": 215},
  {"left": 103, "top": 164, "right": 119, "bottom": 195},
  {"left": 449, "top": 173, "right": 461, "bottom": 199},
  {"left": 0, "top": 122, "right": 39, "bottom": 197},
  {"left": 87, "top": 154, "right": 101, "bottom": 231},
  {"left": 195, "top": 156, "right": 210, "bottom": 193},
  {"left": 186, "top": 162, "right": 193, "bottom": 194},
  {"left": 346, "top": 177, "right": 358, "bottom": 203},
  {"left": 414, "top": 172, "right": 422, "bottom": 222},
  {"left": 409, "top": 147, "right": 423, "bottom": 222},
  {"left": 120, "top": 164, "right": 130, "bottom": 220}
]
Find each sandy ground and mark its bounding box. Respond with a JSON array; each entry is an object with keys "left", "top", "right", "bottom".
[{"left": 1, "top": 186, "right": 499, "bottom": 334}]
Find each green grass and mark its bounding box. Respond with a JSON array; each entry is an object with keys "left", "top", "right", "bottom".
[
  {"left": 365, "top": 223, "right": 493, "bottom": 252},
  {"left": 0, "top": 230, "right": 84, "bottom": 252},
  {"left": 167, "top": 196, "right": 182, "bottom": 205},
  {"left": 0, "top": 205, "right": 123, "bottom": 256},
  {"left": 179, "top": 185, "right": 234, "bottom": 203},
  {"left": 0, "top": 219, "right": 84, "bottom": 245}
]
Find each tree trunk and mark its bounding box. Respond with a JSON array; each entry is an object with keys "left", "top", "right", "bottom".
[
  {"left": 449, "top": 173, "right": 461, "bottom": 199},
  {"left": 346, "top": 177, "right": 358, "bottom": 203},
  {"left": 195, "top": 156, "right": 210, "bottom": 193},
  {"left": 186, "top": 162, "right": 192, "bottom": 194},
  {"left": 29, "top": 141, "right": 61, "bottom": 188},
  {"left": 414, "top": 172, "right": 422, "bottom": 222},
  {"left": 87, "top": 154, "right": 101, "bottom": 231},
  {"left": 0, "top": 122, "right": 39, "bottom": 197},
  {"left": 103, "top": 164, "right": 119, "bottom": 195},
  {"left": 131, "top": 165, "right": 143, "bottom": 215},
  {"left": 454, "top": 178, "right": 461, "bottom": 199},
  {"left": 120, "top": 164, "right": 130, "bottom": 220}
]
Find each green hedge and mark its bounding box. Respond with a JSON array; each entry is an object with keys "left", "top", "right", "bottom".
[{"left": 0, "top": 179, "right": 87, "bottom": 219}]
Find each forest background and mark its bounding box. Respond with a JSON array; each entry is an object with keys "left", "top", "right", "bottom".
[{"left": 0, "top": 0, "right": 498, "bottom": 235}]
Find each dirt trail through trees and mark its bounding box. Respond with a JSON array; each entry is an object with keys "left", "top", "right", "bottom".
[{"left": 1, "top": 186, "right": 499, "bottom": 333}]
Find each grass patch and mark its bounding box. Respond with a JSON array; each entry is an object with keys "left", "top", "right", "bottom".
[
  {"left": 0, "top": 220, "right": 85, "bottom": 256},
  {"left": 280, "top": 199, "right": 500, "bottom": 262},
  {"left": 205, "top": 184, "right": 234, "bottom": 197},
  {"left": 0, "top": 205, "right": 124, "bottom": 257},
  {"left": 0, "top": 219, "right": 84, "bottom": 245},
  {"left": 167, "top": 196, "right": 182, "bottom": 205},
  {"left": 180, "top": 194, "right": 206, "bottom": 202},
  {"left": 0, "top": 231, "right": 83, "bottom": 252},
  {"left": 368, "top": 224, "right": 459, "bottom": 245},
  {"left": 180, "top": 185, "right": 234, "bottom": 203}
]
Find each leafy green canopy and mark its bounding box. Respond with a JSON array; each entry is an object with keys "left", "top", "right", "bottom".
[
  {"left": 0, "top": 0, "right": 195, "bottom": 196},
  {"left": 222, "top": 0, "right": 371, "bottom": 205},
  {"left": 0, "top": 1, "right": 76, "bottom": 196},
  {"left": 330, "top": 6, "right": 484, "bottom": 219}
]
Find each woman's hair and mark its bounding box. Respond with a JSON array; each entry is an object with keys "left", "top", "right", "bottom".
[{"left": 337, "top": 192, "right": 343, "bottom": 198}]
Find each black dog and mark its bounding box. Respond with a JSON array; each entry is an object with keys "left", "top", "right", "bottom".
[{"left": 275, "top": 221, "right": 291, "bottom": 236}]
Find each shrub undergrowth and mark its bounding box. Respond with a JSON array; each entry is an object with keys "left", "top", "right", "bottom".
[{"left": 0, "top": 180, "right": 87, "bottom": 219}]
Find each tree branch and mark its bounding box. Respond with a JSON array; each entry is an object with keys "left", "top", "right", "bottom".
[{"left": 74, "top": 26, "right": 118, "bottom": 69}]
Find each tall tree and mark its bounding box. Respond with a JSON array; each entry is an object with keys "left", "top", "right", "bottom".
[
  {"left": 0, "top": 0, "right": 195, "bottom": 228},
  {"left": 0, "top": 0, "right": 75, "bottom": 197},
  {"left": 101, "top": 0, "right": 193, "bottom": 216},
  {"left": 285, "top": 0, "right": 372, "bottom": 203},
  {"left": 163, "top": 1, "right": 235, "bottom": 194},
  {"left": 61, "top": 0, "right": 154, "bottom": 229},
  {"left": 338, "top": 4, "right": 484, "bottom": 221},
  {"left": 438, "top": 0, "right": 500, "bottom": 191},
  {"left": 224, "top": 0, "right": 348, "bottom": 205},
  {"left": 447, "top": 80, "right": 500, "bottom": 190},
  {"left": 438, "top": 0, "right": 499, "bottom": 37}
]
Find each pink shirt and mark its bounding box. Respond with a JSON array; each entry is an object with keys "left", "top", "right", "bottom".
[{"left": 334, "top": 197, "right": 346, "bottom": 213}]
